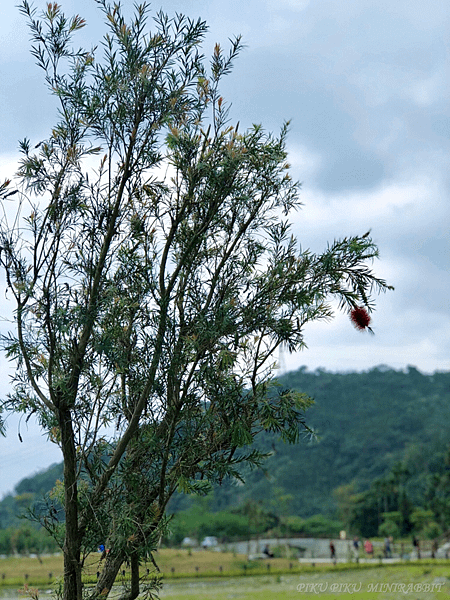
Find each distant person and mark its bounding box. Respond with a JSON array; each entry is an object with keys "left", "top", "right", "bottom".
[
  {"left": 413, "top": 536, "right": 420, "bottom": 559},
  {"left": 431, "top": 539, "right": 438, "bottom": 559},
  {"left": 364, "top": 539, "right": 373, "bottom": 557},
  {"left": 263, "top": 544, "right": 274, "bottom": 558},
  {"left": 352, "top": 536, "right": 360, "bottom": 561},
  {"left": 329, "top": 540, "right": 336, "bottom": 560},
  {"left": 384, "top": 537, "right": 391, "bottom": 558}
]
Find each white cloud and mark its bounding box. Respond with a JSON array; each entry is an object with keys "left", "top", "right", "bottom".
[
  {"left": 286, "top": 143, "right": 323, "bottom": 181},
  {"left": 292, "top": 176, "right": 441, "bottom": 246},
  {"left": 263, "top": 0, "right": 311, "bottom": 33},
  {"left": 267, "top": 0, "right": 310, "bottom": 11},
  {"left": 351, "top": 62, "right": 447, "bottom": 109},
  {"left": 406, "top": 69, "right": 447, "bottom": 107},
  {"left": 0, "top": 154, "right": 19, "bottom": 180}
]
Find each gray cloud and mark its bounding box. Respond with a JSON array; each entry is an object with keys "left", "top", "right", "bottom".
[
  {"left": 1, "top": 0, "right": 447, "bottom": 370},
  {"left": 0, "top": 0, "right": 449, "bottom": 495}
]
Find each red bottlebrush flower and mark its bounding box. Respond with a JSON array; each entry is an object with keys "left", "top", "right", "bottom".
[{"left": 350, "top": 306, "right": 371, "bottom": 331}]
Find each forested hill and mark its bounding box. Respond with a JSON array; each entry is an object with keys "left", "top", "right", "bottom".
[
  {"left": 231, "top": 365, "right": 450, "bottom": 517},
  {"left": 1, "top": 367, "right": 450, "bottom": 524},
  {"left": 0, "top": 462, "right": 63, "bottom": 529}
]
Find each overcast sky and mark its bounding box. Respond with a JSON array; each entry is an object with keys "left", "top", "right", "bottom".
[{"left": 0, "top": 0, "right": 449, "bottom": 497}]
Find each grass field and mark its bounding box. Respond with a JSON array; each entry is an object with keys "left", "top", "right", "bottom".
[
  {"left": 0, "top": 551, "right": 449, "bottom": 599},
  {"left": 0, "top": 549, "right": 349, "bottom": 585},
  {"left": 158, "top": 566, "right": 450, "bottom": 600}
]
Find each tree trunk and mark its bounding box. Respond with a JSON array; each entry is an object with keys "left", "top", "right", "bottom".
[
  {"left": 59, "top": 408, "right": 82, "bottom": 600},
  {"left": 89, "top": 553, "right": 124, "bottom": 600},
  {"left": 89, "top": 550, "right": 142, "bottom": 600},
  {"left": 118, "top": 551, "right": 140, "bottom": 600}
]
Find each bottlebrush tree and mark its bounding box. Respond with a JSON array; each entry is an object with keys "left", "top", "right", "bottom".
[{"left": 0, "top": 2, "right": 391, "bottom": 599}]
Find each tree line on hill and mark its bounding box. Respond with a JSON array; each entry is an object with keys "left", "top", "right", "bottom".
[{"left": 1, "top": 367, "right": 449, "bottom": 554}]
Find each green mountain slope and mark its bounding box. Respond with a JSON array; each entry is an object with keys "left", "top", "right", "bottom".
[
  {"left": 228, "top": 366, "right": 450, "bottom": 517},
  {"left": 1, "top": 366, "right": 449, "bottom": 527}
]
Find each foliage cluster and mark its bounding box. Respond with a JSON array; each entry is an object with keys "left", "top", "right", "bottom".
[
  {"left": 342, "top": 448, "right": 450, "bottom": 539},
  {"left": 0, "top": 524, "right": 59, "bottom": 555}
]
